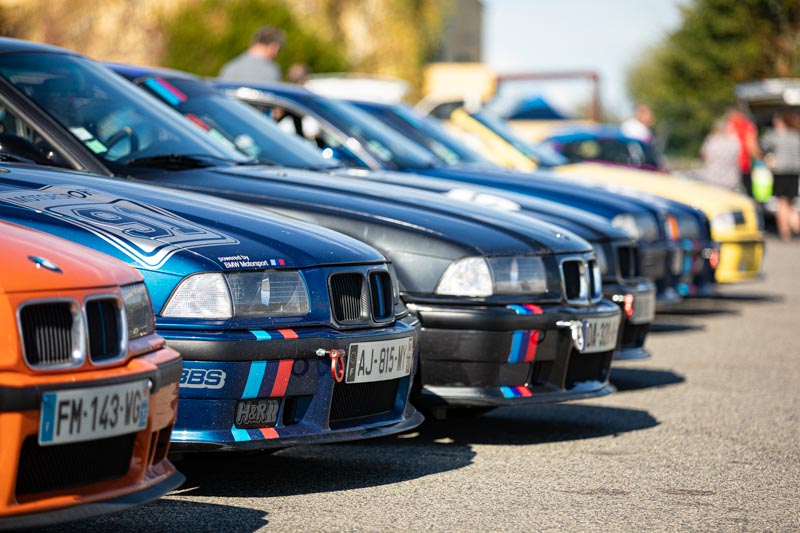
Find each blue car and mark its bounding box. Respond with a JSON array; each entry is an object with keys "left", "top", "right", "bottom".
[
  {"left": 0, "top": 40, "right": 621, "bottom": 416},
  {"left": 0, "top": 164, "right": 422, "bottom": 451},
  {"left": 540, "top": 124, "right": 663, "bottom": 171}
]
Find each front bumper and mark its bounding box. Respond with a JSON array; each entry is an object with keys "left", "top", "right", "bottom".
[
  {"left": 639, "top": 240, "right": 682, "bottom": 307},
  {"left": 676, "top": 238, "right": 719, "bottom": 297},
  {"left": 0, "top": 347, "right": 182, "bottom": 529},
  {"left": 406, "top": 299, "right": 621, "bottom": 408},
  {"left": 715, "top": 239, "right": 765, "bottom": 284},
  {"left": 603, "top": 279, "right": 655, "bottom": 361},
  {"left": 160, "top": 315, "right": 423, "bottom": 452}
]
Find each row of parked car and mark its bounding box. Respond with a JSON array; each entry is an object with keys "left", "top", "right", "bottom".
[{"left": 0, "top": 37, "right": 765, "bottom": 528}]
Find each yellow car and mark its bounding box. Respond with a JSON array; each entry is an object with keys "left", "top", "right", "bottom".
[{"left": 441, "top": 107, "right": 764, "bottom": 284}]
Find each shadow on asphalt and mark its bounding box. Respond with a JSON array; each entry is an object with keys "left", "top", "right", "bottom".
[
  {"left": 405, "top": 403, "right": 658, "bottom": 448},
  {"left": 649, "top": 321, "right": 706, "bottom": 333},
  {"left": 24, "top": 499, "right": 269, "bottom": 533},
  {"left": 610, "top": 367, "right": 685, "bottom": 392},
  {"left": 708, "top": 292, "right": 784, "bottom": 304},
  {"left": 167, "top": 404, "right": 656, "bottom": 499},
  {"left": 171, "top": 430, "right": 476, "bottom": 499}
]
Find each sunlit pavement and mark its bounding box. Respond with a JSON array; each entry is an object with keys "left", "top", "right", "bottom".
[{"left": 37, "top": 237, "right": 800, "bottom": 532}]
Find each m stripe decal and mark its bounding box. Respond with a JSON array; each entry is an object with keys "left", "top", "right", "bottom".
[{"left": 242, "top": 361, "right": 266, "bottom": 399}]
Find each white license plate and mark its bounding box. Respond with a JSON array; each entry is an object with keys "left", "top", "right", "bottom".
[
  {"left": 631, "top": 290, "right": 656, "bottom": 324},
  {"left": 581, "top": 316, "right": 620, "bottom": 353},
  {"left": 39, "top": 379, "right": 150, "bottom": 446},
  {"left": 345, "top": 336, "right": 414, "bottom": 384}
]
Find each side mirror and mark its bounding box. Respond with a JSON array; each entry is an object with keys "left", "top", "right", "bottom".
[{"left": 0, "top": 133, "right": 54, "bottom": 165}]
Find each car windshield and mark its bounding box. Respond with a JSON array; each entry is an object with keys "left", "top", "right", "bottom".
[
  {"left": 0, "top": 52, "right": 250, "bottom": 169},
  {"left": 469, "top": 109, "right": 569, "bottom": 167},
  {"left": 134, "top": 76, "right": 339, "bottom": 170},
  {"left": 360, "top": 103, "right": 492, "bottom": 166},
  {"left": 303, "top": 96, "right": 439, "bottom": 170},
  {"left": 545, "top": 136, "right": 661, "bottom": 168}
]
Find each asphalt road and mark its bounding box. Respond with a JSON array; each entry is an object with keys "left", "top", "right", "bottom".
[{"left": 43, "top": 237, "right": 799, "bottom": 532}]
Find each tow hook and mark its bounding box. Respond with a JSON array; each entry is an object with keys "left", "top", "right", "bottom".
[
  {"left": 316, "top": 348, "right": 347, "bottom": 383},
  {"left": 556, "top": 320, "right": 585, "bottom": 352}
]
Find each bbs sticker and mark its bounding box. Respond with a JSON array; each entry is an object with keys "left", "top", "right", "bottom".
[
  {"left": 180, "top": 368, "right": 227, "bottom": 389},
  {"left": 0, "top": 185, "right": 239, "bottom": 268}
]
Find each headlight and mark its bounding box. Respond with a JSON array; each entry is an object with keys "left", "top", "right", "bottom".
[
  {"left": 611, "top": 213, "right": 660, "bottom": 241},
  {"left": 710, "top": 212, "right": 736, "bottom": 233},
  {"left": 162, "top": 271, "right": 310, "bottom": 318},
  {"left": 435, "top": 256, "right": 547, "bottom": 297},
  {"left": 121, "top": 282, "right": 156, "bottom": 339},
  {"left": 675, "top": 213, "right": 701, "bottom": 239}
]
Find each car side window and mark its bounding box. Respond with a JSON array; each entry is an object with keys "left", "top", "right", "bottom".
[{"left": 0, "top": 105, "right": 71, "bottom": 168}]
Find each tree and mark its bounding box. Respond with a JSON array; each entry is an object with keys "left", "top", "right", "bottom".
[
  {"left": 627, "top": 0, "right": 800, "bottom": 156},
  {"left": 160, "top": 0, "right": 350, "bottom": 78}
]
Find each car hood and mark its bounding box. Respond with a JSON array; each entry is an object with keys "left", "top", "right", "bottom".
[
  {"left": 414, "top": 164, "right": 669, "bottom": 222},
  {"left": 0, "top": 220, "right": 142, "bottom": 294},
  {"left": 129, "top": 163, "right": 593, "bottom": 256},
  {"left": 0, "top": 164, "right": 387, "bottom": 276},
  {"left": 337, "top": 168, "right": 630, "bottom": 243},
  {"left": 558, "top": 163, "right": 759, "bottom": 229}
]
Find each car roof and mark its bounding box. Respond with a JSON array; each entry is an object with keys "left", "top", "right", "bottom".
[
  {"left": 105, "top": 61, "right": 201, "bottom": 82},
  {"left": 0, "top": 36, "right": 74, "bottom": 55}
]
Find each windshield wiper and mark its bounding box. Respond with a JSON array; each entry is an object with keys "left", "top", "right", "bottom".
[{"left": 124, "top": 153, "right": 233, "bottom": 170}]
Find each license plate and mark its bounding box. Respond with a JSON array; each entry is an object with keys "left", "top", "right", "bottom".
[
  {"left": 39, "top": 379, "right": 150, "bottom": 446},
  {"left": 346, "top": 336, "right": 414, "bottom": 384},
  {"left": 738, "top": 245, "right": 756, "bottom": 272},
  {"left": 581, "top": 316, "right": 620, "bottom": 353},
  {"left": 631, "top": 290, "right": 656, "bottom": 324}
]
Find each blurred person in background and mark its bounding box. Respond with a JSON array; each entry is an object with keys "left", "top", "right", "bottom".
[
  {"left": 219, "top": 25, "right": 285, "bottom": 82},
  {"left": 700, "top": 116, "right": 741, "bottom": 192},
  {"left": 761, "top": 111, "right": 800, "bottom": 240},
  {"left": 726, "top": 107, "right": 760, "bottom": 197},
  {"left": 621, "top": 103, "right": 655, "bottom": 143},
  {"left": 287, "top": 63, "right": 311, "bottom": 85}
]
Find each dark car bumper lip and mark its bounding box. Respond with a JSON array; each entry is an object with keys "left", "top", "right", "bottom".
[
  {"left": 0, "top": 471, "right": 185, "bottom": 531},
  {"left": 418, "top": 381, "right": 616, "bottom": 407}
]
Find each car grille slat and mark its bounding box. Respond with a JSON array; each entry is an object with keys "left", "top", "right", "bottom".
[
  {"left": 329, "top": 273, "right": 366, "bottom": 323},
  {"left": 561, "top": 260, "right": 584, "bottom": 302},
  {"left": 369, "top": 271, "right": 393, "bottom": 321},
  {"left": 20, "top": 302, "right": 74, "bottom": 367},
  {"left": 329, "top": 270, "right": 394, "bottom": 326},
  {"left": 616, "top": 245, "right": 640, "bottom": 280},
  {"left": 15, "top": 434, "right": 135, "bottom": 496},
  {"left": 86, "top": 298, "right": 122, "bottom": 362}
]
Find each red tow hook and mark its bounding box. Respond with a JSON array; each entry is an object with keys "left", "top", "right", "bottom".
[{"left": 316, "top": 348, "right": 347, "bottom": 383}]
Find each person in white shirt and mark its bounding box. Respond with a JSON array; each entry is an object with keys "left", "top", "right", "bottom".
[{"left": 621, "top": 103, "right": 655, "bottom": 144}]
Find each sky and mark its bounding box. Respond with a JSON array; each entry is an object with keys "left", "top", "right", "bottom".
[{"left": 482, "top": 0, "right": 685, "bottom": 119}]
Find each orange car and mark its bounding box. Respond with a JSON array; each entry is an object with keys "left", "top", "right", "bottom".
[{"left": 0, "top": 222, "right": 183, "bottom": 529}]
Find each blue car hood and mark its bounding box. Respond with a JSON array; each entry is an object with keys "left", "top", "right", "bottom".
[{"left": 0, "top": 164, "right": 386, "bottom": 276}]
